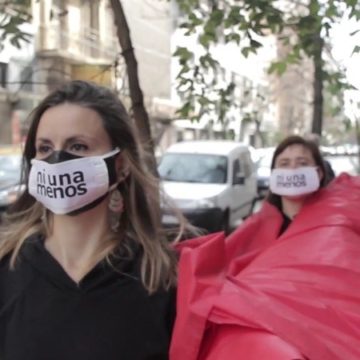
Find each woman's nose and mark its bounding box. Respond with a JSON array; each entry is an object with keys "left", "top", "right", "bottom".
[{"left": 44, "top": 151, "right": 68, "bottom": 164}]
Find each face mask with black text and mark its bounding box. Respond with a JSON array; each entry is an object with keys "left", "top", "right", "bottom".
[
  {"left": 28, "top": 148, "right": 120, "bottom": 215},
  {"left": 269, "top": 166, "right": 320, "bottom": 197}
]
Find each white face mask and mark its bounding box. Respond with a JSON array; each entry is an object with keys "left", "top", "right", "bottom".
[
  {"left": 269, "top": 166, "right": 320, "bottom": 197},
  {"left": 28, "top": 148, "right": 120, "bottom": 215}
]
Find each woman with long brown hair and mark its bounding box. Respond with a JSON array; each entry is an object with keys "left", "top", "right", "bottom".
[{"left": 0, "top": 80, "right": 185, "bottom": 360}]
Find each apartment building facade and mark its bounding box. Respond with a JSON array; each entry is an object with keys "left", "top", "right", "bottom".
[{"left": 0, "top": 0, "right": 176, "bottom": 146}]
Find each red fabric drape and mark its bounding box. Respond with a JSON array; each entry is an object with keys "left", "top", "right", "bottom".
[{"left": 171, "top": 174, "right": 360, "bottom": 360}]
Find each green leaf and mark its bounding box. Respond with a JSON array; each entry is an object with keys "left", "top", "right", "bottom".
[
  {"left": 199, "top": 53, "right": 218, "bottom": 69},
  {"left": 241, "top": 47, "right": 251, "bottom": 57},
  {"left": 176, "top": 101, "right": 193, "bottom": 118},
  {"left": 250, "top": 39, "right": 262, "bottom": 49},
  {"left": 224, "top": 6, "right": 242, "bottom": 28},
  {"left": 268, "top": 61, "right": 287, "bottom": 75},
  {"left": 198, "top": 96, "right": 211, "bottom": 107},
  {"left": 209, "top": 9, "right": 224, "bottom": 28},
  {"left": 324, "top": 3, "right": 339, "bottom": 18},
  {"left": 188, "top": 13, "right": 203, "bottom": 27},
  {"left": 352, "top": 45, "right": 360, "bottom": 56},
  {"left": 199, "top": 33, "right": 214, "bottom": 48},
  {"left": 349, "top": 8, "right": 360, "bottom": 20},
  {"left": 177, "top": 77, "right": 193, "bottom": 90},
  {"left": 286, "top": 47, "right": 302, "bottom": 64},
  {"left": 177, "top": 64, "right": 191, "bottom": 77},
  {"left": 344, "top": 0, "right": 357, "bottom": 7},
  {"left": 225, "top": 32, "right": 241, "bottom": 44},
  {"left": 179, "top": 22, "right": 191, "bottom": 30},
  {"left": 173, "top": 47, "right": 193, "bottom": 64}
]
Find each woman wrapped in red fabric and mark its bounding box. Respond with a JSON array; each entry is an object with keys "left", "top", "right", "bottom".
[{"left": 170, "top": 135, "right": 360, "bottom": 360}]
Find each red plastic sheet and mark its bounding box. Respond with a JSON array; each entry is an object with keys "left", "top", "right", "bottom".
[
  {"left": 171, "top": 174, "right": 360, "bottom": 360},
  {"left": 199, "top": 326, "right": 305, "bottom": 360}
]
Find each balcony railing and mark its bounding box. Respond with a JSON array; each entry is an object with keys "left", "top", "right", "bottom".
[{"left": 35, "top": 24, "right": 118, "bottom": 62}]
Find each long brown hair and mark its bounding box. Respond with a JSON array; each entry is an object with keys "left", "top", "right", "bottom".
[
  {"left": 0, "top": 80, "right": 188, "bottom": 293},
  {"left": 266, "top": 135, "right": 327, "bottom": 209}
]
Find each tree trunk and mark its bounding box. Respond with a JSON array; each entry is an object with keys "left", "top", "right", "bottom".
[
  {"left": 109, "top": 0, "right": 158, "bottom": 175},
  {"left": 311, "top": 28, "right": 324, "bottom": 135}
]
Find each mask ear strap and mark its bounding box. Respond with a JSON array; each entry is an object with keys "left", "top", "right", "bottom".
[
  {"left": 103, "top": 148, "right": 121, "bottom": 159},
  {"left": 109, "top": 168, "right": 130, "bottom": 192},
  {"left": 68, "top": 193, "right": 108, "bottom": 216},
  {"left": 109, "top": 183, "right": 119, "bottom": 191}
]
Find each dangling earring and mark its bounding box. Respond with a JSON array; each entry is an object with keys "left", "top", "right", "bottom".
[{"left": 108, "top": 189, "right": 124, "bottom": 232}]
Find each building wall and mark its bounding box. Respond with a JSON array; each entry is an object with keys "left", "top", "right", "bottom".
[
  {"left": 0, "top": 0, "right": 119, "bottom": 144},
  {"left": 31, "top": 0, "right": 174, "bottom": 116},
  {"left": 121, "top": 0, "right": 172, "bottom": 100},
  {"left": 270, "top": 1, "right": 313, "bottom": 137},
  {"left": 274, "top": 30, "right": 313, "bottom": 136},
  {"left": 32, "top": 0, "right": 117, "bottom": 64}
]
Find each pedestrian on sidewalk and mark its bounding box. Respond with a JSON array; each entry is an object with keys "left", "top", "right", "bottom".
[
  {"left": 170, "top": 135, "right": 360, "bottom": 360},
  {"left": 0, "top": 80, "right": 185, "bottom": 360}
]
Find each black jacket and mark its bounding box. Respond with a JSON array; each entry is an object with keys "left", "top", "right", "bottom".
[{"left": 0, "top": 234, "right": 176, "bottom": 360}]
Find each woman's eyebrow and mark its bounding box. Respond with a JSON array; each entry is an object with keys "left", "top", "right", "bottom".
[
  {"left": 67, "top": 134, "right": 98, "bottom": 143},
  {"left": 36, "top": 138, "right": 52, "bottom": 144},
  {"left": 35, "top": 136, "right": 94, "bottom": 149},
  {"left": 65, "top": 135, "right": 88, "bottom": 142}
]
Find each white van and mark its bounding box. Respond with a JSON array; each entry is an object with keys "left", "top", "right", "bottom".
[{"left": 158, "top": 141, "right": 257, "bottom": 233}]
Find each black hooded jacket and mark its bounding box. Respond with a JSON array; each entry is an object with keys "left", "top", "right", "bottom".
[{"left": 0, "top": 234, "right": 176, "bottom": 360}]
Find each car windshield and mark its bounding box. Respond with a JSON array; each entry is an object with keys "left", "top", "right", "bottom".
[
  {"left": 0, "top": 155, "right": 22, "bottom": 180},
  {"left": 258, "top": 152, "right": 273, "bottom": 168},
  {"left": 159, "top": 153, "right": 228, "bottom": 184}
]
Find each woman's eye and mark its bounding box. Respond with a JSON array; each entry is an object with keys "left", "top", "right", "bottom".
[
  {"left": 299, "top": 161, "right": 310, "bottom": 166},
  {"left": 37, "top": 145, "right": 52, "bottom": 154},
  {"left": 70, "top": 143, "right": 88, "bottom": 152}
]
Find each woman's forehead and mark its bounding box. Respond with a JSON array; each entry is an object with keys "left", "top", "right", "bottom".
[
  {"left": 277, "top": 144, "right": 313, "bottom": 159},
  {"left": 36, "top": 103, "right": 108, "bottom": 140}
]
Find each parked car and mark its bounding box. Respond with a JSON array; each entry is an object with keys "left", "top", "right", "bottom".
[
  {"left": 0, "top": 148, "right": 23, "bottom": 213},
  {"left": 158, "top": 141, "right": 257, "bottom": 233},
  {"left": 325, "top": 154, "right": 359, "bottom": 176}
]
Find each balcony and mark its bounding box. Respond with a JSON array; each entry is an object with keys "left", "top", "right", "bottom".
[{"left": 35, "top": 24, "right": 118, "bottom": 64}]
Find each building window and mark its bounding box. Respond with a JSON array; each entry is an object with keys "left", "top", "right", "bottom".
[{"left": 0, "top": 62, "right": 8, "bottom": 88}]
